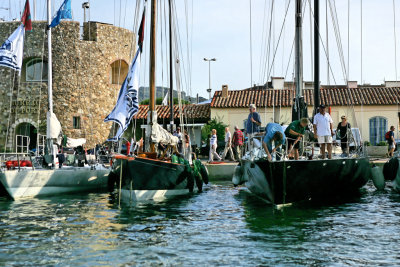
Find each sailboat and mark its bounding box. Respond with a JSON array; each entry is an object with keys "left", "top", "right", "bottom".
[
  {"left": 233, "top": 0, "right": 371, "bottom": 205},
  {"left": 107, "top": 0, "right": 208, "bottom": 202},
  {"left": 0, "top": 0, "right": 109, "bottom": 200}
]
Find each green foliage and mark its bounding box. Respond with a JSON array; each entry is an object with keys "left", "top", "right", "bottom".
[
  {"left": 377, "top": 141, "right": 388, "bottom": 146},
  {"left": 201, "top": 116, "right": 228, "bottom": 143},
  {"left": 140, "top": 97, "right": 190, "bottom": 105},
  {"left": 364, "top": 141, "right": 371, "bottom": 146}
]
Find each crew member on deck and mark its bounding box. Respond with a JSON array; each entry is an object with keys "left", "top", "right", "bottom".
[
  {"left": 337, "top": 115, "right": 351, "bottom": 156},
  {"left": 263, "top": 123, "right": 286, "bottom": 162},
  {"left": 285, "top": 118, "right": 309, "bottom": 160},
  {"left": 246, "top": 104, "right": 262, "bottom": 151},
  {"left": 313, "top": 104, "right": 334, "bottom": 159}
]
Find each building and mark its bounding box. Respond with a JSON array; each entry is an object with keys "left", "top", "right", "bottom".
[
  {"left": 211, "top": 81, "right": 400, "bottom": 145},
  {"left": 0, "top": 21, "right": 134, "bottom": 152},
  {"left": 132, "top": 104, "right": 211, "bottom": 147}
]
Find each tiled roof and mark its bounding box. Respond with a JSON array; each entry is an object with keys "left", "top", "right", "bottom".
[
  {"left": 133, "top": 104, "right": 210, "bottom": 120},
  {"left": 211, "top": 87, "right": 400, "bottom": 108}
]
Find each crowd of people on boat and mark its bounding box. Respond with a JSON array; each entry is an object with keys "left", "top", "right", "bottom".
[{"left": 207, "top": 103, "right": 363, "bottom": 162}]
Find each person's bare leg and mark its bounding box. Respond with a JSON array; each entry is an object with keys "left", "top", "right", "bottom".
[
  {"left": 327, "top": 143, "right": 332, "bottom": 159},
  {"left": 320, "top": 143, "right": 326, "bottom": 159},
  {"left": 294, "top": 149, "right": 299, "bottom": 160}
]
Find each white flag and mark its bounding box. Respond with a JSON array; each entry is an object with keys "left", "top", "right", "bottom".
[
  {"left": 104, "top": 48, "right": 141, "bottom": 140},
  {"left": 162, "top": 91, "right": 169, "bottom": 106},
  {"left": 0, "top": 24, "right": 25, "bottom": 73}
]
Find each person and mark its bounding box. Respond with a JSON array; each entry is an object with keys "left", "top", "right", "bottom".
[
  {"left": 222, "top": 127, "right": 235, "bottom": 161},
  {"left": 184, "top": 129, "right": 192, "bottom": 162},
  {"left": 387, "top": 125, "right": 396, "bottom": 157},
  {"left": 313, "top": 104, "right": 334, "bottom": 159},
  {"left": 232, "top": 125, "right": 244, "bottom": 161},
  {"left": 56, "top": 150, "right": 65, "bottom": 168},
  {"left": 126, "top": 140, "right": 131, "bottom": 155},
  {"left": 209, "top": 129, "right": 221, "bottom": 162},
  {"left": 285, "top": 118, "right": 309, "bottom": 160},
  {"left": 263, "top": 123, "right": 286, "bottom": 162},
  {"left": 174, "top": 127, "right": 183, "bottom": 153},
  {"left": 337, "top": 115, "right": 351, "bottom": 156},
  {"left": 246, "top": 104, "right": 262, "bottom": 150}
]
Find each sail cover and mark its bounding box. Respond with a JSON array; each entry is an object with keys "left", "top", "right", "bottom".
[
  {"left": 66, "top": 138, "right": 86, "bottom": 148},
  {"left": 149, "top": 113, "right": 179, "bottom": 146},
  {"left": 46, "top": 111, "right": 62, "bottom": 144}
]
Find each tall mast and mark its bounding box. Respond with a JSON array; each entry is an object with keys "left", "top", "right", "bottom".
[
  {"left": 149, "top": 0, "right": 156, "bottom": 115},
  {"left": 46, "top": 0, "right": 54, "bottom": 159},
  {"left": 169, "top": 0, "right": 174, "bottom": 131},
  {"left": 148, "top": 0, "right": 157, "bottom": 152},
  {"left": 295, "top": 0, "right": 303, "bottom": 97},
  {"left": 313, "top": 0, "right": 320, "bottom": 115}
]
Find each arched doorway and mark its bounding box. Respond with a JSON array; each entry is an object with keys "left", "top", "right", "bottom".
[{"left": 15, "top": 122, "right": 37, "bottom": 151}]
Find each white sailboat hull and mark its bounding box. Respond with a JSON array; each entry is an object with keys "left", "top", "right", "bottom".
[
  {"left": 120, "top": 188, "right": 194, "bottom": 202},
  {"left": 0, "top": 165, "right": 110, "bottom": 200}
]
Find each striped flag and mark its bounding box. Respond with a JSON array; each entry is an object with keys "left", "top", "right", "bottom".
[{"left": 0, "top": 24, "right": 25, "bottom": 72}]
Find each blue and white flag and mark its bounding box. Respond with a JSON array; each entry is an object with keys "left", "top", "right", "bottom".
[
  {"left": 104, "top": 48, "right": 141, "bottom": 140},
  {"left": 49, "top": 0, "right": 72, "bottom": 28},
  {"left": 0, "top": 24, "right": 25, "bottom": 73}
]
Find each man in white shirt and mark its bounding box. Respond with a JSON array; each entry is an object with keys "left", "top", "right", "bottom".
[
  {"left": 222, "top": 127, "right": 235, "bottom": 161},
  {"left": 209, "top": 129, "right": 221, "bottom": 162},
  {"left": 313, "top": 104, "right": 334, "bottom": 159}
]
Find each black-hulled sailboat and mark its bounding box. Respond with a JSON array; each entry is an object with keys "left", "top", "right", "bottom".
[
  {"left": 107, "top": 0, "right": 207, "bottom": 202},
  {"left": 233, "top": 0, "right": 371, "bottom": 205}
]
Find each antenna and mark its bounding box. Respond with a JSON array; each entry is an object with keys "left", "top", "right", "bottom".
[{"left": 82, "top": 2, "right": 90, "bottom": 23}]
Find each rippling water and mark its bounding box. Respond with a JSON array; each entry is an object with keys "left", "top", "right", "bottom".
[{"left": 1, "top": 181, "right": 400, "bottom": 266}]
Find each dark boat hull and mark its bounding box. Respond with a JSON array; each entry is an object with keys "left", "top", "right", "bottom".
[{"left": 241, "top": 157, "right": 371, "bottom": 204}]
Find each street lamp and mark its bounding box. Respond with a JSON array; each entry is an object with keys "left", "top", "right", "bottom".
[{"left": 204, "top": 57, "right": 216, "bottom": 99}]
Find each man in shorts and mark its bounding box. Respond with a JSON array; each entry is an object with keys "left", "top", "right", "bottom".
[
  {"left": 285, "top": 118, "right": 309, "bottom": 160},
  {"left": 313, "top": 105, "right": 334, "bottom": 159}
]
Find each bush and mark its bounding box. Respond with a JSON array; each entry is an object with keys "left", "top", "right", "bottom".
[
  {"left": 377, "top": 141, "right": 388, "bottom": 146},
  {"left": 201, "top": 116, "right": 228, "bottom": 143},
  {"left": 364, "top": 141, "right": 371, "bottom": 146}
]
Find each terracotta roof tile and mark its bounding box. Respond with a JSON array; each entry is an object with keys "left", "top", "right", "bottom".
[
  {"left": 133, "top": 104, "right": 210, "bottom": 120},
  {"left": 211, "top": 87, "right": 400, "bottom": 108}
]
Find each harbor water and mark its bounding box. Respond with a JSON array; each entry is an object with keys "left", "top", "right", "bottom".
[{"left": 1, "top": 181, "right": 400, "bottom": 266}]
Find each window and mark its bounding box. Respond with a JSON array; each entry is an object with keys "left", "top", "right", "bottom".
[
  {"left": 110, "top": 60, "right": 129, "bottom": 85},
  {"left": 26, "top": 59, "right": 48, "bottom": 82},
  {"left": 73, "top": 116, "right": 81, "bottom": 129},
  {"left": 369, "top": 116, "right": 387, "bottom": 145}
]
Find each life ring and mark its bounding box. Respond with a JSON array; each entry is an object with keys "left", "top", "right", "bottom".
[
  {"left": 383, "top": 157, "right": 399, "bottom": 181},
  {"left": 187, "top": 172, "right": 194, "bottom": 193}
]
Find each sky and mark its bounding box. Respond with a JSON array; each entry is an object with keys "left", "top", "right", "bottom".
[{"left": 1, "top": 0, "right": 399, "bottom": 99}]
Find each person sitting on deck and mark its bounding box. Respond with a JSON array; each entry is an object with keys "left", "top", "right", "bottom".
[
  {"left": 262, "top": 123, "right": 286, "bottom": 162},
  {"left": 285, "top": 118, "right": 309, "bottom": 160}
]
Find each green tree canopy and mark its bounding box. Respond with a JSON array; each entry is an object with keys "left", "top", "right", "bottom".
[{"left": 201, "top": 116, "right": 228, "bottom": 143}]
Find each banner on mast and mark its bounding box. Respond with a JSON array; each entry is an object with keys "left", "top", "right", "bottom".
[
  {"left": 49, "top": 0, "right": 72, "bottom": 28},
  {"left": 0, "top": 24, "right": 25, "bottom": 72},
  {"left": 21, "top": 0, "right": 32, "bottom": 31}
]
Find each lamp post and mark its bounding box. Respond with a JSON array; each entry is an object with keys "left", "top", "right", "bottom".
[{"left": 204, "top": 57, "right": 216, "bottom": 99}]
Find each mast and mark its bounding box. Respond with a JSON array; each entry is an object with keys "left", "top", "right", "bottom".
[
  {"left": 295, "top": 0, "right": 303, "bottom": 97},
  {"left": 148, "top": 0, "right": 157, "bottom": 152},
  {"left": 169, "top": 0, "right": 174, "bottom": 131},
  {"left": 46, "top": 0, "right": 54, "bottom": 160},
  {"left": 313, "top": 0, "right": 320, "bottom": 115}
]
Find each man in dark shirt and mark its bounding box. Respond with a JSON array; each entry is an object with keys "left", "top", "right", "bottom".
[
  {"left": 284, "top": 118, "right": 308, "bottom": 160},
  {"left": 245, "top": 104, "right": 261, "bottom": 151}
]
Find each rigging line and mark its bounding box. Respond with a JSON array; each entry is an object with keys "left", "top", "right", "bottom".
[
  {"left": 308, "top": 0, "right": 313, "bottom": 81},
  {"left": 3, "top": 71, "right": 16, "bottom": 153},
  {"left": 262, "top": 0, "right": 275, "bottom": 84},
  {"left": 393, "top": 0, "right": 398, "bottom": 82},
  {"left": 360, "top": 0, "right": 363, "bottom": 84},
  {"left": 282, "top": 0, "right": 287, "bottom": 75},
  {"left": 307, "top": 0, "right": 338, "bottom": 85},
  {"left": 265, "top": 0, "right": 291, "bottom": 82},
  {"left": 258, "top": 0, "right": 268, "bottom": 83},
  {"left": 347, "top": 0, "right": 350, "bottom": 80},
  {"left": 249, "top": 0, "right": 253, "bottom": 88},
  {"left": 326, "top": 0, "right": 329, "bottom": 85}
]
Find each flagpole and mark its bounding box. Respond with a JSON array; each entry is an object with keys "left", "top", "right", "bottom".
[
  {"left": 169, "top": 0, "right": 174, "bottom": 132},
  {"left": 149, "top": 0, "right": 156, "bottom": 152},
  {"left": 47, "top": 0, "right": 54, "bottom": 163}
]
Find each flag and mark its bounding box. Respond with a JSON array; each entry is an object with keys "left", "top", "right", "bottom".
[
  {"left": 21, "top": 0, "right": 32, "bottom": 31},
  {"left": 104, "top": 5, "right": 146, "bottom": 141},
  {"left": 162, "top": 91, "right": 169, "bottom": 106},
  {"left": 0, "top": 24, "right": 25, "bottom": 72},
  {"left": 104, "top": 49, "right": 142, "bottom": 140},
  {"left": 49, "top": 0, "right": 72, "bottom": 28}
]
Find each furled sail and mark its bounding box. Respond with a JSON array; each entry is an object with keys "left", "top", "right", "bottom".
[
  {"left": 46, "top": 111, "right": 62, "bottom": 144},
  {"left": 150, "top": 113, "right": 178, "bottom": 146}
]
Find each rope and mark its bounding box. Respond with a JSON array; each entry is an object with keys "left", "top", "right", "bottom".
[{"left": 249, "top": 0, "right": 253, "bottom": 88}]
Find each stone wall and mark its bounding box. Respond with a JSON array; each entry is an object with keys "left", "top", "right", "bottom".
[{"left": 0, "top": 21, "right": 134, "bottom": 150}]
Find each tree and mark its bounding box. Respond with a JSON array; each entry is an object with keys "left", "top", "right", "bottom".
[
  {"left": 201, "top": 116, "right": 228, "bottom": 143},
  {"left": 140, "top": 97, "right": 190, "bottom": 105}
]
